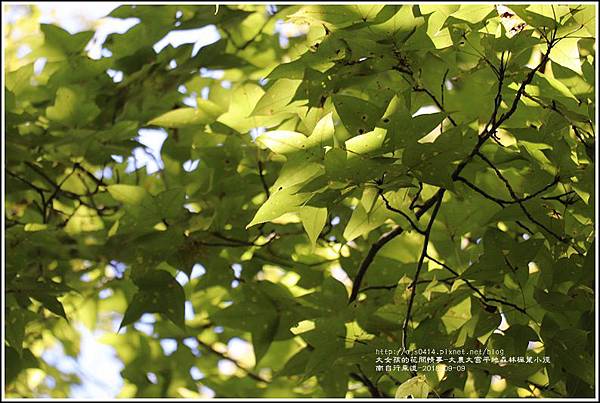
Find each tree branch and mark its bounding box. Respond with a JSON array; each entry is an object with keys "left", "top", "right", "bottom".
[
  {"left": 475, "top": 151, "right": 571, "bottom": 245},
  {"left": 402, "top": 192, "right": 444, "bottom": 349},
  {"left": 350, "top": 31, "right": 560, "bottom": 306},
  {"left": 425, "top": 255, "right": 530, "bottom": 317},
  {"left": 349, "top": 367, "right": 387, "bottom": 398},
  {"left": 257, "top": 159, "right": 270, "bottom": 198},
  {"left": 455, "top": 174, "right": 560, "bottom": 205},
  {"left": 378, "top": 190, "right": 425, "bottom": 234}
]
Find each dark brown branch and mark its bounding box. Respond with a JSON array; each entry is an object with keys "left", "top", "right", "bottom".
[
  {"left": 73, "top": 162, "right": 107, "bottom": 188},
  {"left": 455, "top": 176, "right": 510, "bottom": 205},
  {"left": 452, "top": 35, "right": 556, "bottom": 179},
  {"left": 483, "top": 51, "right": 507, "bottom": 135},
  {"left": 475, "top": 151, "right": 570, "bottom": 244},
  {"left": 348, "top": 189, "right": 443, "bottom": 304},
  {"left": 493, "top": 42, "right": 556, "bottom": 130},
  {"left": 360, "top": 276, "right": 456, "bottom": 293},
  {"left": 348, "top": 32, "right": 559, "bottom": 307},
  {"left": 441, "top": 68, "right": 449, "bottom": 108},
  {"left": 6, "top": 170, "right": 49, "bottom": 220},
  {"left": 43, "top": 169, "right": 76, "bottom": 222},
  {"left": 379, "top": 190, "right": 425, "bottom": 234},
  {"left": 347, "top": 226, "right": 404, "bottom": 303},
  {"left": 257, "top": 159, "right": 271, "bottom": 198},
  {"left": 425, "top": 255, "right": 529, "bottom": 316},
  {"left": 456, "top": 174, "right": 559, "bottom": 206},
  {"left": 409, "top": 181, "right": 423, "bottom": 210},
  {"left": 413, "top": 85, "right": 458, "bottom": 127},
  {"left": 349, "top": 368, "right": 387, "bottom": 398},
  {"left": 402, "top": 193, "right": 444, "bottom": 349},
  {"left": 541, "top": 190, "right": 579, "bottom": 206}
]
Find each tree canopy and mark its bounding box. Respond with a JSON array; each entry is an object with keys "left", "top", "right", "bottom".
[{"left": 4, "top": 3, "right": 597, "bottom": 399}]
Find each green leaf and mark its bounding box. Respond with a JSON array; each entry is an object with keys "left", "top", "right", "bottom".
[
  {"left": 272, "top": 160, "right": 325, "bottom": 191},
  {"left": 343, "top": 189, "right": 390, "bottom": 241},
  {"left": 305, "top": 112, "right": 335, "bottom": 150},
  {"left": 277, "top": 348, "right": 311, "bottom": 377},
  {"left": 256, "top": 130, "right": 309, "bottom": 155},
  {"left": 64, "top": 205, "right": 104, "bottom": 235},
  {"left": 288, "top": 5, "right": 374, "bottom": 28},
  {"left": 46, "top": 86, "right": 100, "bottom": 127},
  {"left": 31, "top": 295, "right": 68, "bottom": 321},
  {"left": 5, "top": 347, "right": 38, "bottom": 385},
  {"left": 571, "top": 5, "right": 595, "bottom": 37},
  {"left": 41, "top": 23, "right": 94, "bottom": 55},
  {"left": 148, "top": 103, "right": 222, "bottom": 128},
  {"left": 549, "top": 37, "right": 582, "bottom": 74},
  {"left": 319, "top": 364, "right": 349, "bottom": 397},
  {"left": 210, "top": 283, "right": 283, "bottom": 364},
  {"left": 299, "top": 206, "right": 328, "bottom": 248},
  {"left": 395, "top": 374, "right": 430, "bottom": 398},
  {"left": 440, "top": 296, "right": 471, "bottom": 333},
  {"left": 107, "top": 184, "right": 151, "bottom": 205},
  {"left": 252, "top": 79, "right": 303, "bottom": 116},
  {"left": 5, "top": 4, "right": 596, "bottom": 398},
  {"left": 155, "top": 187, "right": 186, "bottom": 220},
  {"left": 217, "top": 83, "right": 269, "bottom": 133},
  {"left": 345, "top": 127, "right": 387, "bottom": 156},
  {"left": 451, "top": 5, "right": 494, "bottom": 23},
  {"left": 246, "top": 186, "right": 311, "bottom": 228},
  {"left": 371, "top": 5, "right": 425, "bottom": 38},
  {"left": 5, "top": 304, "right": 35, "bottom": 354},
  {"left": 120, "top": 269, "right": 186, "bottom": 330},
  {"left": 333, "top": 95, "right": 383, "bottom": 137}
]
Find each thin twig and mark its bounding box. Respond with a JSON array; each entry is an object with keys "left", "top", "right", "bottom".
[
  {"left": 379, "top": 190, "right": 425, "bottom": 234},
  {"left": 402, "top": 192, "right": 444, "bottom": 350}
]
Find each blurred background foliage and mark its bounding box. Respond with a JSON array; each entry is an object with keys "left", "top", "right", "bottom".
[{"left": 3, "top": 3, "right": 596, "bottom": 398}]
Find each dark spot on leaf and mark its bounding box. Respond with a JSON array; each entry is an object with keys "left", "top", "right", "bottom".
[
  {"left": 484, "top": 305, "right": 497, "bottom": 313},
  {"left": 383, "top": 118, "right": 390, "bottom": 123},
  {"left": 361, "top": 115, "right": 367, "bottom": 121},
  {"left": 358, "top": 129, "right": 365, "bottom": 134},
  {"left": 278, "top": 186, "right": 283, "bottom": 191}
]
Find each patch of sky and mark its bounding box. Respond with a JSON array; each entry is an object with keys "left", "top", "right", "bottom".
[
  {"left": 159, "top": 339, "right": 178, "bottom": 356},
  {"left": 185, "top": 301, "right": 195, "bottom": 321},
  {"left": 191, "top": 264, "right": 206, "bottom": 279},
  {"left": 153, "top": 25, "right": 220, "bottom": 56},
  {"left": 106, "top": 69, "right": 123, "bottom": 83},
  {"left": 249, "top": 127, "right": 266, "bottom": 141},
  {"left": 183, "top": 159, "right": 200, "bottom": 172},
  {"left": 176, "top": 271, "right": 189, "bottom": 286},
  {"left": 33, "top": 57, "right": 47, "bottom": 75},
  {"left": 190, "top": 366, "right": 204, "bottom": 380},
  {"left": 126, "top": 128, "right": 168, "bottom": 174}
]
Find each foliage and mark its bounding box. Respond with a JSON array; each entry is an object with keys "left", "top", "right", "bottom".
[{"left": 4, "top": 3, "right": 596, "bottom": 398}]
